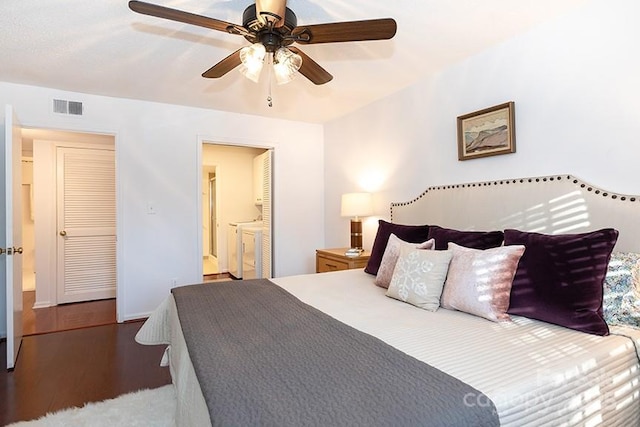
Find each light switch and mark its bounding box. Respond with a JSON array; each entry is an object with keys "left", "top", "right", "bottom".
[{"left": 147, "top": 201, "right": 157, "bottom": 215}]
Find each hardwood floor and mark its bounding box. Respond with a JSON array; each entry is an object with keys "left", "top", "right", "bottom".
[
  {"left": 0, "top": 321, "right": 171, "bottom": 425},
  {"left": 22, "top": 291, "right": 116, "bottom": 336},
  {"left": 203, "top": 272, "right": 233, "bottom": 282},
  {"left": 21, "top": 275, "right": 228, "bottom": 336},
  {"left": 1, "top": 288, "right": 205, "bottom": 424}
]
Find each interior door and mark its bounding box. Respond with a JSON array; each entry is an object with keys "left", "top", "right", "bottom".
[
  {"left": 2, "top": 105, "right": 24, "bottom": 370},
  {"left": 56, "top": 146, "right": 116, "bottom": 304}
]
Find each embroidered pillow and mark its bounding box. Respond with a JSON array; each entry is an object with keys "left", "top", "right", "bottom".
[
  {"left": 440, "top": 243, "right": 525, "bottom": 322},
  {"left": 386, "top": 246, "right": 453, "bottom": 311},
  {"left": 505, "top": 228, "right": 618, "bottom": 336},
  {"left": 427, "top": 225, "right": 504, "bottom": 251},
  {"left": 603, "top": 252, "right": 640, "bottom": 329},
  {"left": 374, "top": 234, "right": 435, "bottom": 288},
  {"left": 364, "top": 220, "right": 430, "bottom": 275}
]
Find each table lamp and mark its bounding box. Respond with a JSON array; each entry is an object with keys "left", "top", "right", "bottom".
[{"left": 340, "top": 192, "right": 373, "bottom": 252}]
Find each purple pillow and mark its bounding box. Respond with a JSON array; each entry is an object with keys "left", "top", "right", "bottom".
[
  {"left": 364, "top": 220, "right": 430, "bottom": 275},
  {"left": 427, "top": 225, "right": 504, "bottom": 251},
  {"left": 505, "top": 228, "right": 619, "bottom": 336}
]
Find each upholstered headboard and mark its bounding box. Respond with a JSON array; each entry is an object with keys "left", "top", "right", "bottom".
[{"left": 391, "top": 174, "right": 640, "bottom": 253}]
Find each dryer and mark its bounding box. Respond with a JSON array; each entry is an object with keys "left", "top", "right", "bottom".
[{"left": 228, "top": 221, "right": 262, "bottom": 279}]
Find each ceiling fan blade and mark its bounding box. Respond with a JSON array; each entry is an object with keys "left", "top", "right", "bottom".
[
  {"left": 202, "top": 49, "right": 243, "bottom": 78},
  {"left": 129, "top": 1, "right": 240, "bottom": 34},
  {"left": 288, "top": 47, "right": 333, "bottom": 85},
  {"left": 292, "top": 18, "right": 397, "bottom": 44}
]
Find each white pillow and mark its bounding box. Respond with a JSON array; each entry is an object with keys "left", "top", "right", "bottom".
[
  {"left": 374, "top": 234, "right": 435, "bottom": 288},
  {"left": 440, "top": 242, "right": 525, "bottom": 322},
  {"left": 386, "top": 246, "right": 452, "bottom": 311}
]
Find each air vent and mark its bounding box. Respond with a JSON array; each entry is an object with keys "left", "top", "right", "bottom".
[{"left": 53, "top": 99, "right": 84, "bottom": 116}]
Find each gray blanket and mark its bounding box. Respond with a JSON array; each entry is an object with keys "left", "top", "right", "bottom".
[{"left": 172, "top": 279, "right": 499, "bottom": 427}]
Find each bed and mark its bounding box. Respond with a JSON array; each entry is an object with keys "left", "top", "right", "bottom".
[{"left": 137, "top": 174, "right": 640, "bottom": 426}]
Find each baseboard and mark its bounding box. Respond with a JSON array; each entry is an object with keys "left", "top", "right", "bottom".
[
  {"left": 32, "top": 301, "right": 52, "bottom": 309},
  {"left": 122, "top": 311, "right": 152, "bottom": 322}
]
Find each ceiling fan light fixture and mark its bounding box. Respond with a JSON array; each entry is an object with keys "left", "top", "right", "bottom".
[
  {"left": 128, "top": 1, "right": 397, "bottom": 86},
  {"left": 239, "top": 43, "right": 266, "bottom": 82},
  {"left": 273, "top": 47, "right": 302, "bottom": 85}
]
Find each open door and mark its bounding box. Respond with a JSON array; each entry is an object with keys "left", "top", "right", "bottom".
[
  {"left": 260, "top": 150, "right": 273, "bottom": 278},
  {"left": 1, "top": 105, "right": 23, "bottom": 370}
]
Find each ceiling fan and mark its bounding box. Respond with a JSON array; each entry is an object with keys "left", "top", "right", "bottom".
[{"left": 128, "top": 0, "right": 397, "bottom": 86}]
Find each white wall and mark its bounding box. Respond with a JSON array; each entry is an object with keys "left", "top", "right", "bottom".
[
  {"left": 202, "top": 144, "right": 265, "bottom": 272},
  {"left": 324, "top": 0, "right": 640, "bottom": 249},
  {"left": 0, "top": 82, "right": 325, "bottom": 321}
]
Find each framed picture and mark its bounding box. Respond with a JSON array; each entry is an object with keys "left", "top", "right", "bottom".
[{"left": 457, "top": 101, "right": 515, "bottom": 161}]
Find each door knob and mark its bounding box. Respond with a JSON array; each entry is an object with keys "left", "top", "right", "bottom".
[
  {"left": 60, "top": 230, "right": 67, "bottom": 236},
  {"left": 0, "top": 248, "right": 4, "bottom": 255},
  {"left": 14, "top": 247, "right": 23, "bottom": 254}
]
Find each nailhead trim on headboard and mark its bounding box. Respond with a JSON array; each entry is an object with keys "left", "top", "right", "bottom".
[{"left": 390, "top": 174, "right": 638, "bottom": 221}]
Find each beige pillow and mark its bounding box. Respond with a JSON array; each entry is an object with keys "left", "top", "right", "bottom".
[
  {"left": 374, "top": 234, "right": 435, "bottom": 288},
  {"left": 386, "top": 246, "right": 453, "bottom": 311},
  {"left": 441, "top": 243, "right": 525, "bottom": 322}
]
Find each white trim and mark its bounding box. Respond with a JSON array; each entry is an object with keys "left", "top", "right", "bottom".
[
  {"left": 31, "top": 300, "right": 52, "bottom": 309},
  {"left": 114, "top": 132, "right": 124, "bottom": 323},
  {"left": 122, "top": 311, "right": 154, "bottom": 322},
  {"left": 197, "top": 134, "right": 276, "bottom": 151}
]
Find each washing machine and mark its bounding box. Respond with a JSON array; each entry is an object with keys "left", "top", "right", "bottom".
[{"left": 241, "top": 227, "right": 263, "bottom": 280}]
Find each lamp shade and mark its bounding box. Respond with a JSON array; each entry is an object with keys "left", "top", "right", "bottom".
[
  {"left": 274, "top": 47, "right": 302, "bottom": 85},
  {"left": 341, "top": 193, "right": 373, "bottom": 218},
  {"left": 239, "top": 43, "right": 266, "bottom": 83}
]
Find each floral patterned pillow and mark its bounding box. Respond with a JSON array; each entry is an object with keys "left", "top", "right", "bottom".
[
  {"left": 386, "top": 246, "right": 453, "bottom": 311},
  {"left": 603, "top": 252, "right": 640, "bottom": 329}
]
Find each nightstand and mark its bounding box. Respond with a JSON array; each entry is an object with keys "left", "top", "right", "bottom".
[{"left": 315, "top": 248, "right": 371, "bottom": 273}]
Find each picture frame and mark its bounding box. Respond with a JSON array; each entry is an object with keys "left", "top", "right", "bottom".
[{"left": 457, "top": 101, "right": 515, "bottom": 161}]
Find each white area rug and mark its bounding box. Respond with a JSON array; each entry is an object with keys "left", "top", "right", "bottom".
[{"left": 9, "top": 385, "right": 175, "bottom": 427}]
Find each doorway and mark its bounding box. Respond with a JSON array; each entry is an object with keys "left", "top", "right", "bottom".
[
  {"left": 22, "top": 128, "right": 117, "bottom": 331},
  {"left": 200, "top": 143, "right": 272, "bottom": 281}
]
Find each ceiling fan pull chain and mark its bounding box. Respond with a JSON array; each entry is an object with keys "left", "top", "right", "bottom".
[{"left": 267, "top": 53, "right": 274, "bottom": 107}]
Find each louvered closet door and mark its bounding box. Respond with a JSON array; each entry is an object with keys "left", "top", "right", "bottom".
[
  {"left": 261, "top": 150, "right": 272, "bottom": 278},
  {"left": 56, "top": 146, "right": 116, "bottom": 304}
]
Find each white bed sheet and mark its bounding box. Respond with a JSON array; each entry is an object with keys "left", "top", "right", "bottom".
[
  {"left": 136, "top": 294, "right": 212, "bottom": 427},
  {"left": 137, "top": 270, "right": 640, "bottom": 426}
]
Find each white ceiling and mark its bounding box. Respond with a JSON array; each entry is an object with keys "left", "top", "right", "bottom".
[{"left": 0, "top": 0, "right": 588, "bottom": 124}]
